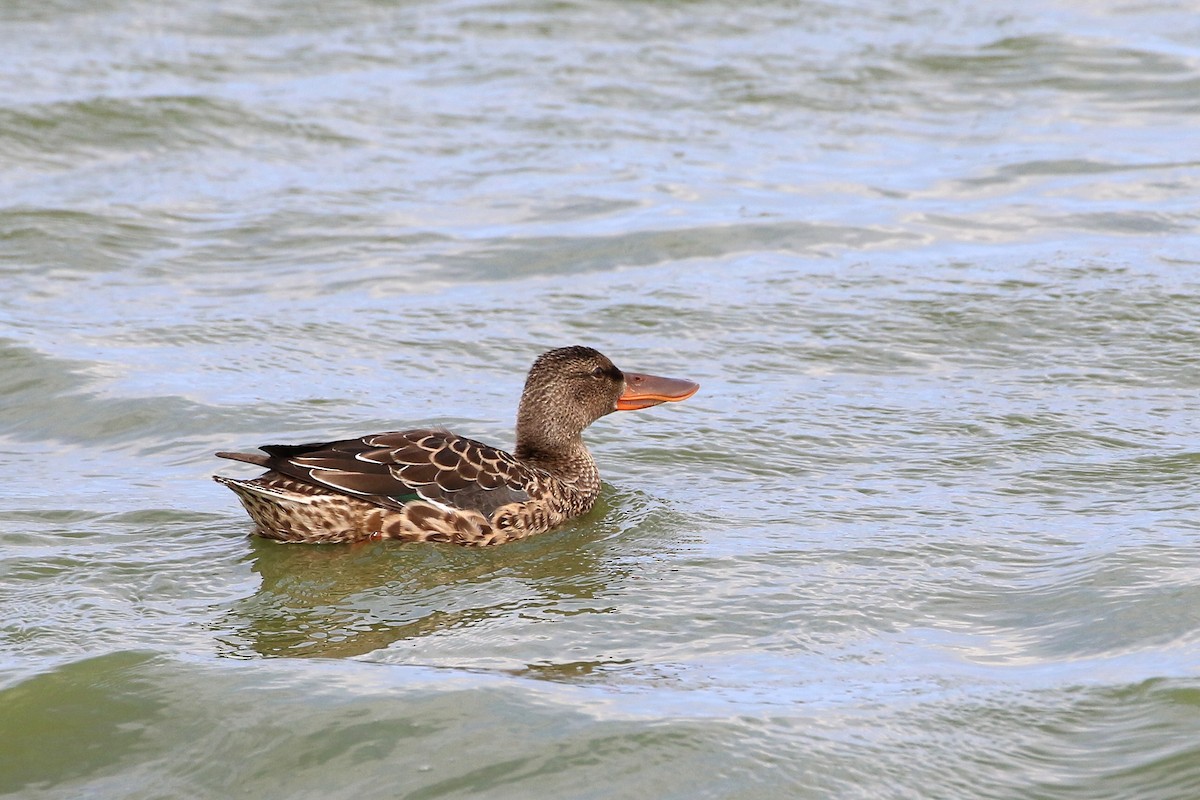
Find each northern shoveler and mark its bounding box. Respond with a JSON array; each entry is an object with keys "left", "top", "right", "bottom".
[{"left": 214, "top": 346, "right": 698, "bottom": 545}]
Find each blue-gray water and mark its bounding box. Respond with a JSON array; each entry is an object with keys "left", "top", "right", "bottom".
[{"left": 3, "top": 1, "right": 1200, "bottom": 798}]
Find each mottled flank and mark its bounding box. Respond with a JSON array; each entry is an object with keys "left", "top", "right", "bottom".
[{"left": 214, "top": 346, "right": 698, "bottom": 545}]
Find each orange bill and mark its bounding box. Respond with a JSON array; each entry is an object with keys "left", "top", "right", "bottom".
[{"left": 615, "top": 372, "right": 700, "bottom": 411}]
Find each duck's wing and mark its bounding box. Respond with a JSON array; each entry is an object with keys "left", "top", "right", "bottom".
[{"left": 221, "top": 429, "right": 536, "bottom": 515}]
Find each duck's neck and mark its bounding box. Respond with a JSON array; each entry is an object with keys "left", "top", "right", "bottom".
[
  {"left": 515, "top": 433, "right": 600, "bottom": 494},
  {"left": 514, "top": 390, "right": 603, "bottom": 496}
]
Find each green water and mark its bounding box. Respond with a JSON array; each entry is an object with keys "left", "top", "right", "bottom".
[{"left": 3, "top": 1, "right": 1200, "bottom": 798}]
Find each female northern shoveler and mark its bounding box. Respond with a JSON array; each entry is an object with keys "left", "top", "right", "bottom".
[{"left": 214, "top": 346, "right": 698, "bottom": 546}]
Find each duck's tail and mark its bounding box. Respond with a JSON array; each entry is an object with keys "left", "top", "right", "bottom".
[
  {"left": 214, "top": 473, "right": 377, "bottom": 543},
  {"left": 214, "top": 451, "right": 271, "bottom": 467}
]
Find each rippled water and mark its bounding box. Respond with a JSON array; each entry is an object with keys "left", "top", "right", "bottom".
[{"left": 4, "top": 1, "right": 1200, "bottom": 797}]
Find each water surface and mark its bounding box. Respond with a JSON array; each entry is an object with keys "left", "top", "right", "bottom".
[{"left": 3, "top": 1, "right": 1200, "bottom": 798}]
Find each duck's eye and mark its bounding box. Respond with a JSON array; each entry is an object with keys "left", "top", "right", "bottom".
[{"left": 591, "top": 366, "right": 606, "bottom": 378}]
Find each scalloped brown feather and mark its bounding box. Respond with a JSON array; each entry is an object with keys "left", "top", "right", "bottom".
[{"left": 214, "top": 428, "right": 594, "bottom": 545}]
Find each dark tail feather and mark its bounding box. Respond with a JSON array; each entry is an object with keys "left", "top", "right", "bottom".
[
  {"left": 215, "top": 451, "right": 271, "bottom": 467},
  {"left": 260, "top": 441, "right": 335, "bottom": 458}
]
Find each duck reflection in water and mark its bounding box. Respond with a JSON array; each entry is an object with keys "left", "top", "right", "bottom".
[{"left": 215, "top": 488, "right": 661, "bottom": 661}]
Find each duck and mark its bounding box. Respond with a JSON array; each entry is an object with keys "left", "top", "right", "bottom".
[{"left": 214, "top": 345, "right": 699, "bottom": 546}]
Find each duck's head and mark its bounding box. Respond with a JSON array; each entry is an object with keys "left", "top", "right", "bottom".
[{"left": 515, "top": 345, "right": 699, "bottom": 458}]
